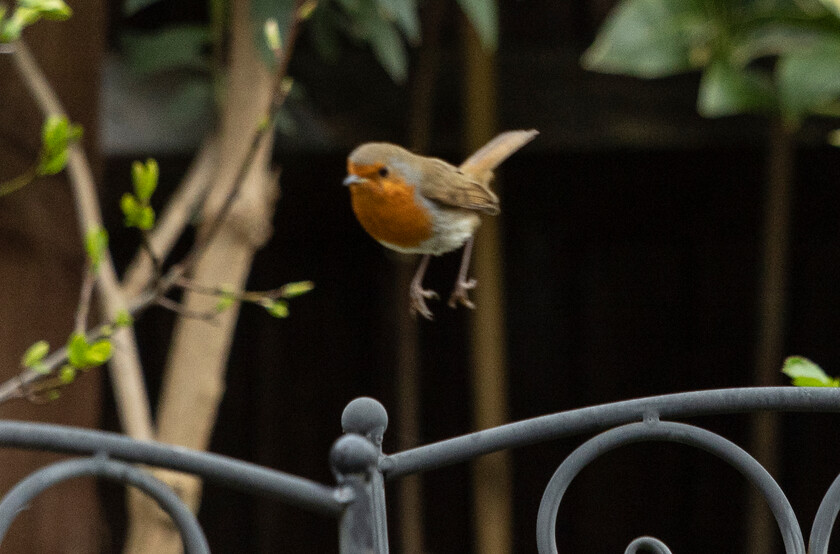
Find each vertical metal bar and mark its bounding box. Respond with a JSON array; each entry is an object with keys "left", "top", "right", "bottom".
[{"left": 337, "top": 398, "right": 392, "bottom": 553}]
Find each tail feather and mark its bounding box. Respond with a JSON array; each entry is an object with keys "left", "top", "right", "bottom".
[{"left": 459, "top": 129, "right": 539, "bottom": 179}]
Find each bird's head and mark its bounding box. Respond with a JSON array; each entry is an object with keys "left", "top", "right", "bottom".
[{"left": 343, "top": 143, "right": 419, "bottom": 191}]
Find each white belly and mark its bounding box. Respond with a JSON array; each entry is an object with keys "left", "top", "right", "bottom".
[{"left": 380, "top": 209, "right": 480, "bottom": 256}]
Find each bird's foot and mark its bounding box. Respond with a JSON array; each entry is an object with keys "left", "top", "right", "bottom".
[
  {"left": 410, "top": 282, "right": 439, "bottom": 320},
  {"left": 448, "top": 277, "right": 477, "bottom": 309}
]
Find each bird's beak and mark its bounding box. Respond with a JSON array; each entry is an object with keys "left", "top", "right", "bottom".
[{"left": 343, "top": 174, "right": 366, "bottom": 187}]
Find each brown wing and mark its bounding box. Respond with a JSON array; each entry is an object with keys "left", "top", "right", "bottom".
[
  {"left": 415, "top": 129, "right": 537, "bottom": 216},
  {"left": 418, "top": 159, "right": 500, "bottom": 215}
]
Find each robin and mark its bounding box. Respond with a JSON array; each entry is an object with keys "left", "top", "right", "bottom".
[{"left": 343, "top": 129, "right": 538, "bottom": 319}]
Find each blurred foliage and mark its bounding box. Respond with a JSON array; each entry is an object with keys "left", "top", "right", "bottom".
[
  {"left": 121, "top": 0, "right": 498, "bottom": 86},
  {"left": 584, "top": 0, "right": 840, "bottom": 126},
  {"left": 0, "top": 0, "right": 72, "bottom": 42}
]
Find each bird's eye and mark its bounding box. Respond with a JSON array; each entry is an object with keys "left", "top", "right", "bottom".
[{"left": 378, "top": 167, "right": 389, "bottom": 178}]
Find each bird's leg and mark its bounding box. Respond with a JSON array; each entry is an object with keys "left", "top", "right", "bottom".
[
  {"left": 410, "top": 254, "right": 438, "bottom": 320},
  {"left": 448, "top": 237, "right": 477, "bottom": 309}
]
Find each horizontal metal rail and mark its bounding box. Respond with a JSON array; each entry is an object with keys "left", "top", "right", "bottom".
[
  {"left": 0, "top": 387, "right": 837, "bottom": 553},
  {"left": 0, "top": 421, "right": 345, "bottom": 516},
  {"left": 381, "top": 387, "right": 840, "bottom": 478}
]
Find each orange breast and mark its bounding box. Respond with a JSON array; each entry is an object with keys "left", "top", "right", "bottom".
[{"left": 350, "top": 179, "right": 433, "bottom": 248}]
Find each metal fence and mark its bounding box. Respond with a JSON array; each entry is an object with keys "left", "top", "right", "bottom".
[{"left": 0, "top": 386, "right": 838, "bottom": 553}]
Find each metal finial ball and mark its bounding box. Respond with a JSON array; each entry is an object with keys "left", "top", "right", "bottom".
[
  {"left": 341, "top": 397, "right": 388, "bottom": 443},
  {"left": 330, "top": 434, "right": 379, "bottom": 476}
]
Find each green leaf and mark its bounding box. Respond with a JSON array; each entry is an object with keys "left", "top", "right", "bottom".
[
  {"left": 122, "top": 26, "right": 211, "bottom": 75},
  {"left": 582, "top": 0, "right": 709, "bottom": 78},
  {"left": 58, "top": 365, "right": 76, "bottom": 384},
  {"left": 364, "top": 13, "right": 408, "bottom": 82},
  {"left": 123, "top": 0, "right": 166, "bottom": 16},
  {"left": 820, "top": 0, "right": 840, "bottom": 19},
  {"left": 697, "top": 60, "right": 775, "bottom": 118},
  {"left": 137, "top": 206, "right": 156, "bottom": 231},
  {"left": 0, "top": 20, "right": 22, "bottom": 43},
  {"left": 264, "top": 18, "right": 282, "bottom": 52},
  {"left": 19, "top": 0, "right": 72, "bottom": 20},
  {"left": 281, "top": 280, "right": 315, "bottom": 298},
  {"left": 36, "top": 116, "right": 81, "bottom": 175},
  {"left": 298, "top": 0, "right": 318, "bottom": 21},
  {"left": 67, "top": 333, "right": 89, "bottom": 368},
  {"left": 251, "top": 0, "right": 296, "bottom": 66},
  {"left": 264, "top": 300, "right": 290, "bottom": 318},
  {"left": 67, "top": 333, "right": 112, "bottom": 368},
  {"left": 310, "top": 4, "right": 342, "bottom": 61},
  {"left": 782, "top": 356, "right": 840, "bottom": 387},
  {"left": 121, "top": 194, "right": 155, "bottom": 230},
  {"left": 131, "top": 158, "right": 158, "bottom": 202},
  {"left": 22, "top": 340, "right": 49, "bottom": 371},
  {"left": 215, "top": 294, "right": 236, "bottom": 313},
  {"left": 457, "top": 0, "right": 497, "bottom": 50},
  {"left": 37, "top": 150, "right": 68, "bottom": 176},
  {"left": 41, "top": 115, "right": 67, "bottom": 149},
  {"left": 791, "top": 376, "right": 840, "bottom": 387},
  {"left": 115, "top": 310, "right": 134, "bottom": 328},
  {"left": 376, "top": 0, "right": 420, "bottom": 45},
  {"left": 85, "top": 340, "right": 112, "bottom": 365},
  {"left": 84, "top": 227, "right": 108, "bottom": 272},
  {"left": 777, "top": 36, "right": 840, "bottom": 121},
  {"left": 121, "top": 193, "right": 140, "bottom": 222}
]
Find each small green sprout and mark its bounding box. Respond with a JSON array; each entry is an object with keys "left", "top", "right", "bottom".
[
  {"left": 782, "top": 356, "right": 840, "bottom": 387},
  {"left": 84, "top": 227, "right": 108, "bottom": 272},
  {"left": 67, "top": 333, "right": 112, "bottom": 369},
  {"left": 22, "top": 340, "right": 50, "bottom": 374}
]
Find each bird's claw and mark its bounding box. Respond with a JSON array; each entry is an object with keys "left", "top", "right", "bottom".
[
  {"left": 410, "top": 283, "right": 439, "bottom": 320},
  {"left": 448, "top": 278, "right": 477, "bottom": 309}
]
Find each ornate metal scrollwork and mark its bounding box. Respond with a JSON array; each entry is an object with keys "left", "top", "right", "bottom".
[
  {"left": 535, "top": 420, "right": 805, "bottom": 554},
  {"left": 0, "top": 454, "right": 210, "bottom": 554}
]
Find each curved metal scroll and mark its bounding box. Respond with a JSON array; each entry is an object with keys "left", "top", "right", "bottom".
[
  {"left": 0, "top": 455, "right": 210, "bottom": 554},
  {"left": 809, "top": 470, "right": 840, "bottom": 553},
  {"left": 624, "top": 536, "right": 672, "bottom": 554},
  {"left": 536, "top": 420, "right": 804, "bottom": 554}
]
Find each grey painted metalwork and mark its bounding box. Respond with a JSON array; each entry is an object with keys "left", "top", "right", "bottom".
[
  {"left": 624, "top": 536, "right": 673, "bottom": 554},
  {"left": 0, "top": 420, "right": 343, "bottom": 515},
  {"left": 0, "top": 455, "right": 210, "bottom": 554},
  {"left": 0, "top": 386, "right": 836, "bottom": 552},
  {"left": 535, "top": 420, "right": 803, "bottom": 553}
]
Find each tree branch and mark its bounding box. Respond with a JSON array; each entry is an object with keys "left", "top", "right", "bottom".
[{"left": 10, "top": 40, "right": 155, "bottom": 441}]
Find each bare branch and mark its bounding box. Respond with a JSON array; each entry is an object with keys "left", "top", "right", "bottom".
[
  {"left": 155, "top": 297, "right": 218, "bottom": 322},
  {"left": 74, "top": 270, "right": 96, "bottom": 334}
]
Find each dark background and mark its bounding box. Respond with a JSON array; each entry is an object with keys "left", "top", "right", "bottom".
[{"left": 94, "top": 0, "right": 840, "bottom": 552}]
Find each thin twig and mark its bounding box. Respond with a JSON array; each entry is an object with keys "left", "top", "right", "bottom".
[
  {"left": 8, "top": 41, "right": 155, "bottom": 439},
  {"left": 174, "top": 276, "right": 307, "bottom": 303},
  {"left": 155, "top": 297, "right": 218, "bottom": 322},
  {"left": 139, "top": 231, "right": 163, "bottom": 283},
  {"left": 0, "top": 165, "right": 36, "bottom": 196},
  {"left": 74, "top": 270, "right": 96, "bottom": 334}
]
